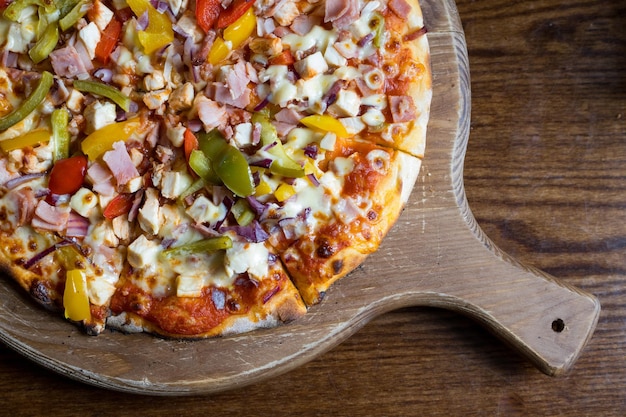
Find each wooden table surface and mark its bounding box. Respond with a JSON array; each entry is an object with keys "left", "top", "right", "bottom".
[{"left": 1, "top": 0, "right": 624, "bottom": 414}]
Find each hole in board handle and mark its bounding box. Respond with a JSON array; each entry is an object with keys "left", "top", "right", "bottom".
[{"left": 551, "top": 318, "right": 565, "bottom": 333}]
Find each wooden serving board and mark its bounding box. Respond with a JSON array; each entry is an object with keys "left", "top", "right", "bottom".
[{"left": 0, "top": 0, "right": 600, "bottom": 395}]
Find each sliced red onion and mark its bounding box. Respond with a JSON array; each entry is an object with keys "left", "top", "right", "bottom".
[
  {"left": 245, "top": 195, "right": 268, "bottom": 216},
  {"left": 93, "top": 68, "right": 113, "bottom": 83},
  {"left": 65, "top": 212, "right": 89, "bottom": 237},
  {"left": 221, "top": 221, "right": 269, "bottom": 243},
  {"left": 263, "top": 286, "right": 280, "bottom": 304},
  {"left": 116, "top": 108, "right": 128, "bottom": 121},
  {"left": 137, "top": 11, "right": 149, "bottom": 31},
  {"left": 3, "top": 173, "right": 45, "bottom": 190},
  {"left": 192, "top": 223, "right": 221, "bottom": 237},
  {"left": 307, "top": 173, "right": 320, "bottom": 187},
  {"left": 254, "top": 96, "right": 270, "bottom": 111},
  {"left": 1, "top": 49, "right": 18, "bottom": 68},
  {"left": 278, "top": 217, "right": 297, "bottom": 240},
  {"left": 160, "top": 238, "right": 176, "bottom": 249},
  {"left": 187, "top": 119, "right": 203, "bottom": 132},
  {"left": 127, "top": 189, "right": 144, "bottom": 222},
  {"left": 250, "top": 158, "right": 273, "bottom": 169},
  {"left": 23, "top": 240, "right": 73, "bottom": 270},
  {"left": 251, "top": 122, "right": 262, "bottom": 146},
  {"left": 268, "top": 252, "right": 278, "bottom": 264},
  {"left": 212, "top": 289, "right": 226, "bottom": 310},
  {"left": 261, "top": 141, "right": 278, "bottom": 152},
  {"left": 403, "top": 26, "right": 428, "bottom": 41},
  {"left": 357, "top": 33, "right": 374, "bottom": 47},
  {"left": 303, "top": 143, "right": 318, "bottom": 159},
  {"left": 173, "top": 24, "right": 191, "bottom": 38}
]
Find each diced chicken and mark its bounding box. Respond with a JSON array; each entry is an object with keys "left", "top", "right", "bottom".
[
  {"left": 324, "top": 45, "right": 348, "bottom": 67},
  {"left": 175, "top": 11, "right": 204, "bottom": 43},
  {"left": 294, "top": 51, "right": 328, "bottom": 79},
  {"left": 272, "top": 0, "right": 299, "bottom": 26},
  {"left": 6, "top": 22, "right": 36, "bottom": 54},
  {"left": 122, "top": 176, "right": 143, "bottom": 193},
  {"left": 232, "top": 123, "right": 253, "bottom": 148},
  {"left": 224, "top": 240, "right": 269, "bottom": 279},
  {"left": 329, "top": 89, "right": 361, "bottom": 117},
  {"left": 166, "top": 123, "right": 186, "bottom": 147},
  {"left": 91, "top": 219, "right": 120, "bottom": 247},
  {"left": 138, "top": 187, "right": 161, "bottom": 235},
  {"left": 65, "top": 89, "right": 85, "bottom": 113},
  {"left": 160, "top": 171, "right": 193, "bottom": 199},
  {"left": 84, "top": 100, "right": 116, "bottom": 134},
  {"left": 49, "top": 45, "right": 89, "bottom": 78},
  {"left": 103, "top": 141, "right": 140, "bottom": 186},
  {"left": 169, "top": 82, "right": 195, "bottom": 112},
  {"left": 91, "top": 0, "right": 114, "bottom": 31},
  {"left": 143, "top": 70, "right": 166, "bottom": 91},
  {"left": 78, "top": 22, "right": 101, "bottom": 60},
  {"left": 112, "top": 214, "right": 131, "bottom": 240},
  {"left": 70, "top": 187, "right": 99, "bottom": 218},
  {"left": 176, "top": 275, "right": 203, "bottom": 298},
  {"left": 127, "top": 235, "right": 161, "bottom": 269},
  {"left": 249, "top": 37, "right": 283, "bottom": 57},
  {"left": 339, "top": 116, "right": 366, "bottom": 135},
  {"left": 185, "top": 196, "right": 227, "bottom": 225},
  {"left": 143, "top": 89, "right": 171, "bottom": 111}
]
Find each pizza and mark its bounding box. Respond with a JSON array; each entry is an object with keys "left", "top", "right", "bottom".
[{"left": 0, "top": 0, "right": 431, "bottom": 338}]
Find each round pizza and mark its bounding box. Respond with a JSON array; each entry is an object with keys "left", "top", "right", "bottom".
[{"left": 0, "top": 0, "right": 431, "bottom": 337}]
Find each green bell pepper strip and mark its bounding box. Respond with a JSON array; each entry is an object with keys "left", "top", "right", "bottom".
[
  {"left": 231, "top": 199, "right": 255, "bottom": 226},
  {"left": 371, "top": 12, "right": 385, "bottom": 49},
  {"left": 51, "top": 108, "right": 70, "bottom": 162},
  {"left": 55, "top": 0, "right": 80, "bottom": 19},
  {"left": 73, "top": 80, "right": 131, "bottom": 112},
  {"left": 3, "top": 0, "right": 54, "bottom": 21},
  {"left": 161, "top": 236, "right": 233, "bottom": 258},
  {"left": 214, "top": 145, "right": 255, "bottom": 197},
  {"left": 59, "top": 0, "right": 89, "bottom": 31},
  {"left": 0, "top": 71, "right": 54, "bottom": 132},
  {"left": 251, "top": 112, "right": 305, "bottom": 178},
  {"left": 178, "top": 177, "right": 207, "bottom": 203},
  {"left": 29, "top": 23, "right": 59, "bottom": 64},
  {"left": 189, "top": 149, "right": 220, "bottom": 184}
]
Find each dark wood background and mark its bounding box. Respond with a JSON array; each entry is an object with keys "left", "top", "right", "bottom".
[{"left": 1, "top": 0, "right": 625, "bottom": 414}]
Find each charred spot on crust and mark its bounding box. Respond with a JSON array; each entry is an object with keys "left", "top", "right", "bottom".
[
  {"left": 30, "top": 280, "right": 53, "bottom": 308},
  {"left": 332, "top": 259, "right": 344, "bottom": 275},
  {"left": 316, "top": 239, "right": 335, "bottom": 258}
]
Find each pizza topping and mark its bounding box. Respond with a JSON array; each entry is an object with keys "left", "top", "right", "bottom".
[
  {"left": 63, "top": 269, "right": 92, "bottom": 322},
  {"left": 0, "top": 0, "right": 429, "bottom": 336},
  {"left": 0, "top": 71, "right": 52, "bottom": 131}
]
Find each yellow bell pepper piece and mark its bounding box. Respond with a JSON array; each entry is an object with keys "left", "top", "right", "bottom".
[
  {"left": 81, "top": 118, "right": 141, "bottom": 161},
  {"left": 126, "top": 0, "right": 174, "bottom": 55},
  {"left": 208, "top": 8, "right": 256, "bottom": 65},
  {"left": 255, "top": 179, "right": 272, "bottom": 196},
  {"left": 224, "top": 8, "right": 256, "bottom": 49},
  {"left": 63, "top": 269, "right": 92, "bottom": 322},
  {"left": 274, "top": 183, "right": 295, "bottom": 202},
  {"left": 300, "top": 115, "right": 350, "bottom": 138},
  {"left": 208, "top": 37, "right": 231, "bottom": 66},
  {"left": 0, "top": 129, "right": 50, "bottom": 152}
]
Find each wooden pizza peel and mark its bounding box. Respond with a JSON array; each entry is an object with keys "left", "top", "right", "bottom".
[{"left": 0, "top": 0, "right": 600, "bottom": 395}]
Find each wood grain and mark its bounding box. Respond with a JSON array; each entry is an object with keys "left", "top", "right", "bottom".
[{"left": 1, "top": 0, "right": 625, "bottom": 413}]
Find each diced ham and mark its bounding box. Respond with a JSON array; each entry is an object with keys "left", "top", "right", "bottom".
[
  {"left": 389, "top": 0, "right": 412, "bottom": 17},
  {"left": 103, "top": 141, "right": 140, "bottom": 186},
  {"left": 14, "top": 187, "right": 37, "bottom": 226},
  {"left": 87, "top": 162, "right": 116, "bottom": 196},
  {"left": 195, "top": 96, "right": 228, "bottom": 130},
  {"left": 389, "top": 95, "right": 418, "bottom": 123},
  {"left": 226, "top": 61, "right": 250, "bottom": 100},
  {"left": 274, "top": 108, "right": 303, "bottom": 124},
  {"left": 256, "top": 18, "right": 276, "bottom": 37},
  {"left": 32, "top": 200, "right": 70, "bottom": 232},
  {"left": 290, "top": 14, "right": 319, "bottom": 36},
  {"left": 272, "top": 121, "right": 296, "bottom": 137},
  {"left": 214, "top": 83, "right": 251, "bottom": 109},
  {"left": 325, "top": 0, "right": 359, "bottom": 28},
  {"left": 0, "top": 159, "right": 18, "bottom": 185},
  {"left": 49, "top": 45, "right": 88, "bottom": 78}
]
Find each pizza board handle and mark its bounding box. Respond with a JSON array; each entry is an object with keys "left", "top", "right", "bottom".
[{"left": 422, "top": 233, "right": 601, "bottom": 376}]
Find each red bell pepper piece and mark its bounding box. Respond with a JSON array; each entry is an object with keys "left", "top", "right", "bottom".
[
  {"left": 196, "top": 0, "right": 221, "bottom": 33},
  {"left": 48, "top": 155, "right": 88, "bottom": 196},
  {"left": 216, "top": 0, "right": 254, "bottom": 29},
  {"left": 95, "top": 18, "right": 122, "bottom": 64},
  {"left": 103, "top": 193, "right": 135, "bottom": 219},
  {"left": 184, "top": 128, "right": 199, "bottom": 161}
]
